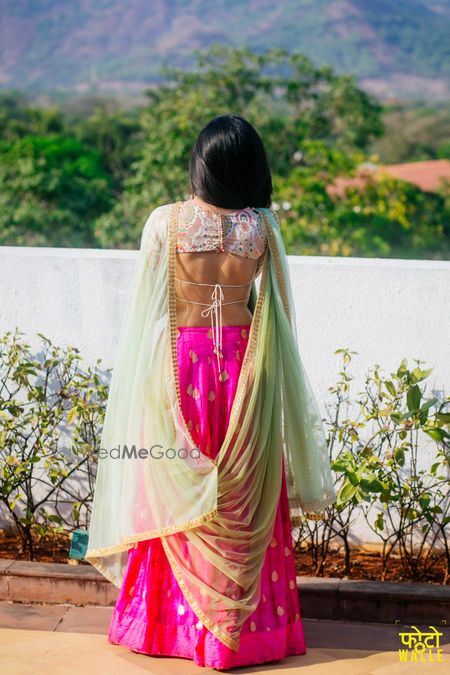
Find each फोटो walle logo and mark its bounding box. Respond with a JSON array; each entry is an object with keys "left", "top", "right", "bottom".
[{"left": 398, "top": 625, "right": 444, "bottom": 662}]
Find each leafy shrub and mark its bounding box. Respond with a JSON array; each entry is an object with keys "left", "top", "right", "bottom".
[{"left": 0, "top": 328, "right": 109, "bottom": 559}]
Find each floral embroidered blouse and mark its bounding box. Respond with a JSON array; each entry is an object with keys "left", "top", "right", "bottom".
[{"left": 176, "top": 200, "right": 268, "bottom": 276}]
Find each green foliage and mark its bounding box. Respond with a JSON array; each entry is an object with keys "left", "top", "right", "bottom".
[
  {"left": 71, "top": 104, "right": 144, "bottom": 192},
  {"left": 0, "top": 133, "right": 113, "bottom": 246},
  {"left": 0, "top": 45, "right": 449, "bottom": 257},
  {"left": 295, "top": 349, "right": 450, "bottom": 582},
  {"left": 0, "top": 91, "right": 65, "bottom": 141},
  {"left": 275, "top": 158, "right": 450, "bottom": 258},
  {"left": 371, "top": 102, "right": 450, "bottom": 163},
  {"left": 0, "top": 328, "right": 109, "bottom": 559}
]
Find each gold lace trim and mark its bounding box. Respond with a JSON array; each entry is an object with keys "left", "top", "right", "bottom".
[
  {"left": 85, "top": 507, "right": 218, "bottom": 558},
  {"left": 302, "top": 491, "right": 337, "bottom": 515},
  {"left": 264, "top": 210, "right": 291, "bottom": 322},
  {"left": 84, "top": 557, "right": 123, "bottom": 589},
  {"left": 161, "top": 536, "right": 240, "bottom": 652}
]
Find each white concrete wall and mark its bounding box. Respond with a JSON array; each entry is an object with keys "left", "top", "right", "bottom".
[{"left": 1, "top": 246, "right": 449, "bottom": 544}]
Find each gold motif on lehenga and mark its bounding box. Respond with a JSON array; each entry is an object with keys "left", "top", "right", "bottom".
[
  {"left": 250, "top": 621, "right": 256, "bottom": 632},
  {"left": 289, "top": 579, "right": 296, "bottom": 590},
  {"left": 284, "top": 545, "right": 291, "bottom": 556},
  {"left": 187, "top": 419, "right": 193, "bottom": 430},
  {"left": 207, "top": 327, "right": 214, "bottom": 339},
  {"left": 270, "top": 537, "right": 277, "bottom": 547},
  {"left": 213, "top": 346, "right": 223, "bottom": 358},
  {"left": 128, "top": 585, "right": 135, "bottom": 596},
  {"left": 207, "top": 355, "right": 211, "bottom": 364},
  {"left": 219, "top": 369, "right": 229, "bottom": 382},
  {"left": 187, "top": 383, "right": 200, "bottom": 399},
  {"left": 277, "top": 605, "right": 285, "bottom": 616},
  {"left": 236, "top": 349, "right": 241, "bottom": 361},
  {"left": 208, "top": 390, "right": 216, "bottom": 401},
  {"left": 189, "top": 349, "right": 198, "bottom": 362},
  {"left": 240, "top": 328, "right": 248, "bottom": 339},
  {"left": 271, "top": 570, "right": 278, "bottom": 581}
]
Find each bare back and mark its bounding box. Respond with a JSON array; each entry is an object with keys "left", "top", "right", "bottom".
[{"left": 175, "top": 197, "right": 267, "bottom": 327}]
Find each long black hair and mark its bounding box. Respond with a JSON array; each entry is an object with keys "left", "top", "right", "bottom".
[{"left": 188, "top": 113, "right": 272, "bottom": 209}]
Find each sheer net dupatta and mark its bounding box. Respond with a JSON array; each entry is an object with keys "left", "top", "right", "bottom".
[
  {"left": 85, "top": 204, "right": 219, "bottom": 588},
  {"left": 266, "top": 209, "right": 337, "bottom": 523}
]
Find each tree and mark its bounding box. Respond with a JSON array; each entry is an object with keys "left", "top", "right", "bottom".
[
  {"left": 0, "top": 134, "right": 112, "bottom": 246},
  {"left": 94, "top": 44, "right": 383, "bottom": 247}
]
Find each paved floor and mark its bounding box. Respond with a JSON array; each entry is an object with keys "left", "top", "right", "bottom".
[{"left": 0, "top": 602, "right": 448, "bottom": 674}]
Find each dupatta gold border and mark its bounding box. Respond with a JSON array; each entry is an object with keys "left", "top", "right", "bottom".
[
  {"left": 85, "top": 505, "right": 220, "bottom": 559},
  {"left": 264, "top": 209, "right": 291, "bottom": 322}
]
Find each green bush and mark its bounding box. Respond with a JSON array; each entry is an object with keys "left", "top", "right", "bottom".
[
  {"left": 294, "top": 349, "right": 450, "bottom": 583},
  {"left": 0, "top": 328, "right": 109, "bottom": 559}
]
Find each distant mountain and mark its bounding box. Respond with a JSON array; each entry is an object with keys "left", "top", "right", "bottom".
[{"left": 1, "top": 0, "right": 449, "bottom": 101}]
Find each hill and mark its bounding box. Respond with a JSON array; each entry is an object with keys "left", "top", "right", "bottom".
[{"left": 0, "top": 0, "right": 449, "bottom": 101}]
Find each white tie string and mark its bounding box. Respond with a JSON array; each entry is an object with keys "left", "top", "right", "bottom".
[
  {"left": 200, "top": 284, "right": 225, "bottom": 373},
  {"left": 174, "top": 275, "right": 256, "bottom": 377}
]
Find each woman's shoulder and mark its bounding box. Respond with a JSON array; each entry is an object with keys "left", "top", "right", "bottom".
[
  {"left": 140, "top": 203, "right": 174, "bottom": 249},
  {"left": 143, "top": 202, "right": 175, "bottom": 229},
  {"left": 147, "top": 202, "right": 174, "bottom": 221}
]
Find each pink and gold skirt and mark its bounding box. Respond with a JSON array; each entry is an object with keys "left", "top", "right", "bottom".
[{"left": 107, "top": 324, "right": 307, "bottom": 669}]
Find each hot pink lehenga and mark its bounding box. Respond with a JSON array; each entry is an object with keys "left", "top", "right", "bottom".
[{"left": 107, "top": 324, "right": 307, "bottom": 669}]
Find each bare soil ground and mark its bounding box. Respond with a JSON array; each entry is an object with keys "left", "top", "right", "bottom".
[{"left": 0, "top": 530, "right": 447, "bottom": 584}]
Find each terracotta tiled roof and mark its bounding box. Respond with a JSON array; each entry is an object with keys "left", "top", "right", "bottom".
[{"left": 327, "top": 159, "right": 450, "bottom": 196}]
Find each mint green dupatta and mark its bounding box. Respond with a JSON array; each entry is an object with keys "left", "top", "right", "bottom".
[{"left": 86, "top": 201, "right": 336, "bottom": 652}]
